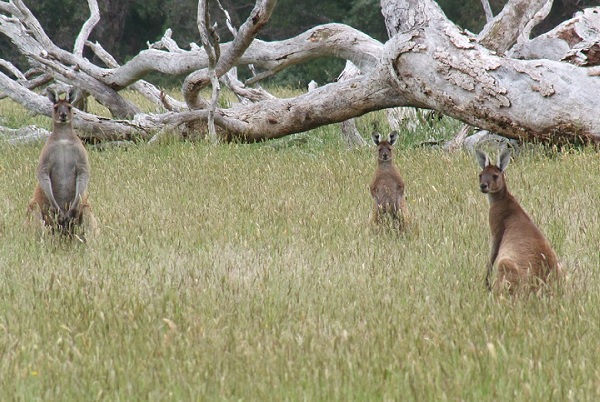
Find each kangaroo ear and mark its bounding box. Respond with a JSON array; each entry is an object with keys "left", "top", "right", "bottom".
[
  {"left": 475, "top": 150, "right": 490, "bottom": 169},
  {"left": 497, "top": 148, "right": 512, "bottom": 172},
  {"left": 47, "top": 88, "right": 58, "bottom": 104},
  {"left": 388, "top": 131, "right": 398, "bottom": 145},
  {"left": 67, "top": 87, "right": 80, "bottom": 105},
  {"left": 371, "top": 132, "right": 381, "bottom": 146}
]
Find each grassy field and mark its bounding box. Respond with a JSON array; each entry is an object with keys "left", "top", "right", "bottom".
[{"left": 0, "top": 95, "right": 600, "bottom": 401}]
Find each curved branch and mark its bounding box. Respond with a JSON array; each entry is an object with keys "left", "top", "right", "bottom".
[
  {"left": 86, "top": 40, "right": 186, "bottom": 111},
  {"left": 478, "top": 0, "right": 551, "bottom": 55},
  {"left": 0, "top": 69, "right": 51, "bottom": 115},
  {"left": 0, "top": 2, "right": 139, "bottom": 118},
  {"left": 12, "top": 0, "right": 54, "bottom": 49},
  {"left": 196, "top": 0, "right": 220, "bottom": 139},
  {"left": 0, "top": 71, "right": 51, "bottom": 100},
  {"left": 183, "top": 0, "right": 277, "bottom": 109},
  {"left": 3, "top": 65, "right": 394, "bottom": 144},
  {"left": 216, "top": 0, "right": 277, "bottom": 73},
  {"left": 3, "top": 0, "right": 600, "bottom": 147},
  {"left": 29, "top": 51, "right": 140, "bottom": 118},
  {"left": 217, "top": 68, "right": 399, "bottom": 141},
  {"left": 99, "top": 24, "right": 382, "bottom": 89},
  {"left": 0, "top": 59, "right": 25, "bottom": 80},
  {"left": 510, "top": 7, "right": 600, "bottom": 64},
  {"left": 74, "top": 0, "right": 100, "bottom": 57}
]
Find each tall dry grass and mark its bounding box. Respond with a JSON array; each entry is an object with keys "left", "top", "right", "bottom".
[{"left": 0, "top": 94, "right": 599, "bottom": 400}]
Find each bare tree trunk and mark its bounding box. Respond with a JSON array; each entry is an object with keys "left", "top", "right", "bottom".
[
  {"left": 197, "top": 0, "right": 220, "bottom": 143},
  {"left": 381, "top": 0, "right": 600, "bottom": 144},
  {"left": 73, "top": 0, "right": 99, "bottom": 58}
]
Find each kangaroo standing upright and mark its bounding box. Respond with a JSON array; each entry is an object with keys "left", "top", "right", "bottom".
[
  {"left": 370, "top": 131, "right": 407, "bottom": 231},
  {"left": 27, "top": 87, "right": 97, "bottom": 240},
  {"left": 476, "top": 148, "right": 561, "bottom": 293}
]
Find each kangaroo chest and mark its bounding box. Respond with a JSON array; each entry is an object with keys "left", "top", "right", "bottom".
[{"left": 46, "top": 140, "right": 84, "bottom": 206}]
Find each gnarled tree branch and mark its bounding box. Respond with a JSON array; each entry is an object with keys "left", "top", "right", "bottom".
[{"left": 1, "top": 0, "right": 600, "bottom": 146}]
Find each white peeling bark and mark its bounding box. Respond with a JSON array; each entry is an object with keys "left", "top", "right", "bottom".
[
  {"left": 1, "top": 0, "right": 600, "bottom": 145},
  {"left": 478, "top": 0, "right": 551, "bottom": 55},
  {"left": 511, "top": 7, "right": 600, "bottom": 65},
  {"left": 382, "top": 0, "right": 600, "bottom": 143}
]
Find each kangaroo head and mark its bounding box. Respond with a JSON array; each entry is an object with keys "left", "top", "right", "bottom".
[
  {"left": 372, "top": 131, "right": 398, "bottom": 162},
  {"left": 48, "top": 91, "right": 76, "bottom": 125},
  {"left": 476, "top": 148, "right": 511, "bottom": 194}
]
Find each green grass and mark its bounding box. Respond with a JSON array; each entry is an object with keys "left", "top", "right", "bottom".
[{"left": 0, "top": 99, "right": 600, "bottom": 401}]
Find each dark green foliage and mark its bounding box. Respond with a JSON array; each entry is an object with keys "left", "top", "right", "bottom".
[
  {"left": 436, "top": 0, "right": 496, "bottom": 32},
  {"left": 29, "top": 0, "right": 90, "bottom": 49},
  {"left": 344, "top": 0, "right": 388, "bottom": 42}
]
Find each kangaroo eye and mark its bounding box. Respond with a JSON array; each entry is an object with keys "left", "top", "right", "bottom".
[{"left": 492, "top": 174, "right": 499, "bottom": 180}]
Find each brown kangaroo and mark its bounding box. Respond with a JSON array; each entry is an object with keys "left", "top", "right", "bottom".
[
  {"left": 370, "top": 131, "right": 407, "bottom": 230},
  {"left": 476, "top": 148, "right": 561, "bottom": 293},
  {"left": 26, "top": 87, "right": 97, "bottom": 241}
]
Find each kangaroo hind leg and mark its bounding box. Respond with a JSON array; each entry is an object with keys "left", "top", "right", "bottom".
[{"left": 494, "top": 258, "right": 522, "bottom": 294}]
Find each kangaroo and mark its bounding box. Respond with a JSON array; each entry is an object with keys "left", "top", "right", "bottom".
[
  {"left": 476, "top": 148, "right": 561, "bottom": 293},
  {"left": 370, "top": 131, "right": 408, "bottom": 231},
  {"left": 26, "top": 87, "right": 97, "bottom": 241}
]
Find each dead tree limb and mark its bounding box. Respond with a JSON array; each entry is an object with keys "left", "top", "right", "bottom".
[{"left": 1, "top": 0, "right": 600, "bottom": 145}]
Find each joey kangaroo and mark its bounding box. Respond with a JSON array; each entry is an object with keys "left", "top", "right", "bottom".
[
  {"left": 26, "top": 87, "right": 97, "bottom": 240},
  {"left": 370, "top": 131, "right": 408, "bottom": 230},
  {"left": 476, "top": 148, "right": 562, "bottom": 293}
]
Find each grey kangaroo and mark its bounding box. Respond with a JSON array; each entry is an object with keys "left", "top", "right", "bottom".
[{"left": 27, "top": 87, "right": 97, "bottom": 240}]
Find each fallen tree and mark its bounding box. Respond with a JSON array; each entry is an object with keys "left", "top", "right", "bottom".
[{"left": 1, "top": 0, "right": 600, "bottom": 145}]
